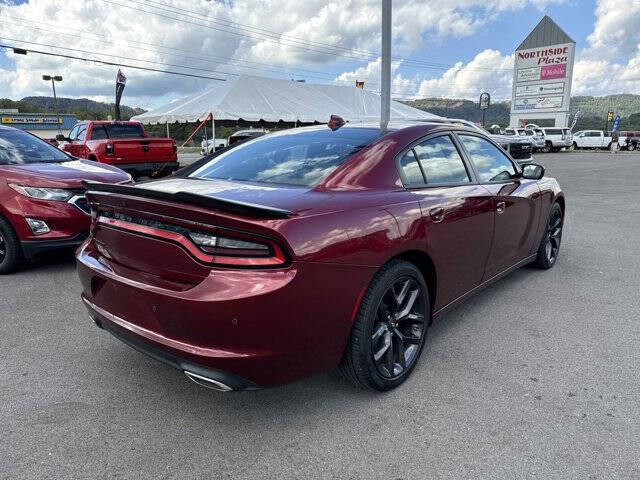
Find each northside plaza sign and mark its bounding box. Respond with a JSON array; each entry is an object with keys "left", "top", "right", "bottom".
[{"left": 510, "top": 17, "right": 575, "bottom": 127}]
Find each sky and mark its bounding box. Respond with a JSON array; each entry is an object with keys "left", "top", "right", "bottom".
[{"left": 0, "top": 0, "right": 638, "bottom": 110}]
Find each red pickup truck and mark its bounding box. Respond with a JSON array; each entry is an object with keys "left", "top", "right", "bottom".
[{"left": 58, "top": 121, "right": 178, "bottom": 179}]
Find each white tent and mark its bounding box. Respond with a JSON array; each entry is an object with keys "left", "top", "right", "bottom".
[{"left": 130, "top": 74, "right": 441, "bottom": 125}]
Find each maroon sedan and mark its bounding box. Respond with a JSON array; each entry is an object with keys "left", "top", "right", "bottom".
[
  {"left": 77, "top": 122, "right": 564, "bottom": 391},
  {"left": 0, "top": 126, "right": 131, "bottom": 274}
]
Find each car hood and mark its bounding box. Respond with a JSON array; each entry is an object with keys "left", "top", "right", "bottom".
[
  {"left": 135, "top": 177, "right": 333, "bottom": 215},
  {"left": 0, "top": 159, "right": 130, "bottom": 188}
]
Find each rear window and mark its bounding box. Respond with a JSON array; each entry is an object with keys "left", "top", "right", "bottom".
[
  {"left": 104, "top": 124, "right": 144, "bottom": 138},
  {"left": 545, "top": 129, "right": 562, "bottom": 135},
  {"left": 191, "top": 127, "right": 380, "bottom": 187}
]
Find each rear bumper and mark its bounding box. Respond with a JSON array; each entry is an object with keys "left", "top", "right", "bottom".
[
  {"left": 113, "top": 161, "right": 180, "bottom": 173},
  {"left": 76, "top": 241, "right": 374, "bottom": 388},
  {"left": 22, "top": 232, "right": 88, "bottom": 260},
  {"left": 85, "top": 297, "right": 259, "bottom": 391}
]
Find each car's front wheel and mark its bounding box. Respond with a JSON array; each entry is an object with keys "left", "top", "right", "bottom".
[
  {"left": 0, "top": 216, "right": 23, "bottom": 274},
  {"left": 339, "top": 260, "right": 429, "bottom": 391},
  {"left": 532, "top": 203, "right": 563, "bottom": 269},
  {"left": 541, "top": 142, "right": 552, "bottom": 153}
]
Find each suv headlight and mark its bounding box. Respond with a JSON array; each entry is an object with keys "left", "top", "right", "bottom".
[{"left": 9, "top": 184, "right": 74, "bottom": 201}]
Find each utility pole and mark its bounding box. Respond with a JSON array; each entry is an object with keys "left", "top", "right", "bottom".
[
  {"left": 42, "top": 75, "right": 62, "bottom": 134},
  {"left": 380, "top": 0, "right": 392, "bottom": 132}
]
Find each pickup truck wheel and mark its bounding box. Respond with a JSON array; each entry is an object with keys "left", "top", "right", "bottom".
[
  {"left": 541, "top": 142, "right": 552, "bottom": 153},
  {"left": 0, "top": 216, "right": 23, "bottom": 274}
]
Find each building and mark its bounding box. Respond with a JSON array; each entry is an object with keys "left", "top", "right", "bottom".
[{"left": 0, "top": 111, "right": 77, "bottom": 139}]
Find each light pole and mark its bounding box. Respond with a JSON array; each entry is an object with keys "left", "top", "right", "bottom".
[
  {"left": 42, "top": 75, "right": 63, "bottom": 134},
  {"left": 380, "top": 0, "right": 392, "bottom": 132}
]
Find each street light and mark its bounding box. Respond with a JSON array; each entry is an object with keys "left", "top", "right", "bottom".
[{"left": 42, "top": 75, "right": 63, "bottom": 134}]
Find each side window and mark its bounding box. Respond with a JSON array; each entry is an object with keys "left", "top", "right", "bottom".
[
  {"left": 398, "top": 149, "right": 424, "bottom": 186},
  {"left": 459, "top": 135, "right": 517, "bottom": 183},
  {"left": 68, "top": 125, "right": 79, "bottom": 141},
  {"left": 76, "top": 126, "right": 87, "bottom": 141},
  {"left": 90, "top": 125, "right": 108, "bottom": 140},
  {"left": 413, "top": 135, "right": 470, "bottom": 184}
]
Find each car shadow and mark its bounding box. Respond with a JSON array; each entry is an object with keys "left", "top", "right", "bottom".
[{"left": 88, "top": 264, "right": 552, "bottom": 430}]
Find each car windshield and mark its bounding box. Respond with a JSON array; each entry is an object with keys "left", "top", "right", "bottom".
[
  {"left": 0, "top": 128, "right": 71, "bottom": 165},
  {"left": 190, "top": 127, "right": 380, "bottom": 186}
]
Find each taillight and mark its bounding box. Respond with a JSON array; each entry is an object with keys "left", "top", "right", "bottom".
[
  {"left": 97, "top": 211, "right": 287, "bottom": 268},
  {"left": 105, "top": 143, "right": 114, "bottom": 156},
  {"left": 188, "top": 230, "right": 286, "bottom": 266}
]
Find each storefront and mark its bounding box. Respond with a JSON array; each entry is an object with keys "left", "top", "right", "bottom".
[{"left": 0, "top": 112, "right": 77, "bottom": 139}]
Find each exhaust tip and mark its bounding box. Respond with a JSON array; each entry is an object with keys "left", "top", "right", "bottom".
[{"left": 184, "top": 371, "right": 233, "bottom": 392}]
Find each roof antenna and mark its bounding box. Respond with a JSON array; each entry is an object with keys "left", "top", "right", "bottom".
[{"left": 380, "top": 0, "right": 392, "bottom": 133}]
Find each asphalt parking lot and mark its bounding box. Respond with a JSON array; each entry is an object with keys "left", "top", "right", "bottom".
[{"left": 2, "top": 151, "right": 639, "bottom": 479}]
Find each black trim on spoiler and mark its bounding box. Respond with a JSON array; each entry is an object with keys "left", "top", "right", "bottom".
[{"left": 82, "top": 181, "right": 293, "bottom": 219}]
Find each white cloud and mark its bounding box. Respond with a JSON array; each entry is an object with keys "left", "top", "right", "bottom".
[
  {"left": 1, "top": 0, "right": 637, "bottom": 109},
  {"left": 415, "top": 49, "right": 514, "bottom": 100}
]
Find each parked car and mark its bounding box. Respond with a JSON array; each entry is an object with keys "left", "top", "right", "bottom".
[
  {"left": 200, "top": 137, "right": 228, "bottom": 156},
  {"left": 537, "top": 127, "right": 573, "bottom": 153},
  {"left": 227, "top": 128, "right": 268, "bottom": 146},
  {"left": 619, "top": 131, "right": 639, "bottom": 151},
  {"left": 440, "top": 119, "right": 534, "bottom": 163},
  {"left": 77, "top": 121, "right": 564, "bottom": 392},
  {"left": 0, "top": 126, "right": 131, "bottom": 274},
  {"left": 571, "top": 130, "right": 613, "bottom": 150},
  {"left": 58, "top": 121, "right": 178, "bottom": 180},
  {"left": 504, "top": 127, "right": 545, "bottom": 151}
]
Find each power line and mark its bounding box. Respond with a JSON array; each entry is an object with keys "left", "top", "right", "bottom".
[
  {"left": 134, "top": 0, "right": 513, "bottom": 73},
  {"left": 0, "top": 15, "right": 376, "bottom": 83},
  {"left": 98, "top": 0, "right": 513, "bottom": 73},
  {"left": 0, "top": 36, "right": 235, "bottom": 77},
  {"left": 0, "top": 43, "right": 227, "bottom": 81},
  {"left": 0, "top": 15, "right": 420, "bottom": 87}
]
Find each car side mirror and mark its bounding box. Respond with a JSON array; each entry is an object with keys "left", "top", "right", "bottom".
[
  {"left": 522, "top": 163, "right": 545, "bottom": 180},
  {"left": 56, "top": 134, "right": 67, "bottom": 141}
]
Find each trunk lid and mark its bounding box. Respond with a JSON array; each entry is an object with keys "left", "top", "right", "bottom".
[{"left": 83, "top": 178, "right": 328, "bottom": 288}]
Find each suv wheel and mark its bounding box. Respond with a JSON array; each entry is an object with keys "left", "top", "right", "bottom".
[
  {"left": 0, "top": 216, "right": 23, "bottom": 274},
  {"left": 541, "top": 142, "right": 552, "bottom": 153},
  {"left": 339, "top": 260, "right": 430, "bottom": 391},
  {"left": 628, "top": 142, "right": 636, "bottom": 151}
]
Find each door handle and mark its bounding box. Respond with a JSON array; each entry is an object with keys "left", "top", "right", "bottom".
[
  {"left": 496, "top": 201, "right": 506, "bottom": 214},
  {"left": 429, "top": 207, "right": 445, "bottom": 223}
]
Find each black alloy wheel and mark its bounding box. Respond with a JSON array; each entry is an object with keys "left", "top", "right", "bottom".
[
  {"left": 533, "top": 203, "right": 563, "bottom": 269},
  {"left": 371, "top": 276, "right": 426, "bottom": 379},
  {"left": 0, "top": 230, "right": 5, "bottom": 265},
  {"left": 339, "top": 260, "right": 430, "bottom": 391}
]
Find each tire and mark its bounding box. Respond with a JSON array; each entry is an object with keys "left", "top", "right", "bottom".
[
  {"left": 628, "top": 143, "right": 636, "bottom": 151},
  {"left": 569, "top": 142, "right": 578, "bottom": 151},
  {"left": 339, "top": 260, "right": 430, "bottom": 391},
  {"left": 0, "top": 216, "right": 23, "bottom": 275},
  {"left": 541, "top": 142, "right": 552, "bottom": 153},
  {"left": 532, "top": 203, "right": 563, "bottom": 269}
]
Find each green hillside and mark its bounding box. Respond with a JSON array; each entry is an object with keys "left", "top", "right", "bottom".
[
  {"left": 403, "top": 94, "right": 640, "bottom": 130},
  {"left": 0, "top": 96, "right": 145, "bottom": 121}
]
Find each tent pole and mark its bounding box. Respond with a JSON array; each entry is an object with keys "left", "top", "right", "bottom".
[{"left": 380, "top": 0, "right": 392, "bottom": 132}]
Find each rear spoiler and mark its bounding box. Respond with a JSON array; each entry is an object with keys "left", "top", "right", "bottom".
[{"left": 82, "top": 181, "right": 293, "bottom": 219}]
